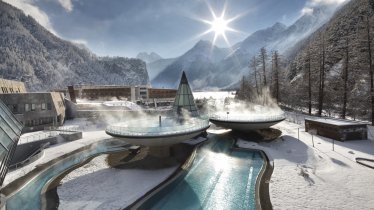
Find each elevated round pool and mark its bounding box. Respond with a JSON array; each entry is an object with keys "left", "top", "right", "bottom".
[
  {"left": 106, "top": 117, "right": 210, "bottom": 147},
  {"left": 209, "top": 113, "right": 285, "bottom": 131}
]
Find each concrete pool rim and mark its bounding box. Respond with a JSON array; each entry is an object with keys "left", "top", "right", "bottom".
[
  {"left": 233, "top": 146, "right": 274, "bottom": 210},
  {"left": 209, "top": 118, "right": 285, "bottom": 124},
  {"left": 127, "top": 140, "right": 201, "bottom": 210},
  {"left": 128, "top": 136, "right": 274, "bottom": 210},
  {"left": 105, "top": 126, "right": 210, "bottom": 139},
  {"left": 3, "top": 139, "right": 127, "bottom": 199}
]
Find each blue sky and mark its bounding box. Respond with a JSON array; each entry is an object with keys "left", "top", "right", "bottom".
[{"left": 5, "top": 0, "right": 347, "bottom": 58}]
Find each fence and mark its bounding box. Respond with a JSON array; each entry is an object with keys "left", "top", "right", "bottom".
[
  {"left": 9, "top": 142, "right": 50, "bottom": 170},
  {"left": 18, "top": 131, "right": 58, "bottom": 144}
]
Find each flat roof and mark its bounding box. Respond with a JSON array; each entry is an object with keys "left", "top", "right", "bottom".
[{"left": 305, "top": 118, "right": 368, "bottom": 126}]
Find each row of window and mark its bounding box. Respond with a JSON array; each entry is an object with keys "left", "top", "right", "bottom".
[
  {"left": 1, "top": 87, "right": 21, "bottom": 94},
  {"left": 7, "top": 103, "right": 52, "bottom": 113},
  {"left": 21, "top": 117, "right": 55, "bottom": 127}
]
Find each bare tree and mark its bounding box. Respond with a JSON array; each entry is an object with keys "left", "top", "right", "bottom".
[
  {"left": 306, "top": 45, "right": 312, "bottom": 115},
  {"left": 272, "top": 51, "right": 280, "bottom": 103},
  {"left": 259, "top": 47, "right": 268, "bottom": 86},
  {"left": 250, "top": 56, "right": 260, "bottom": 95},
  {"left": 342, "top": 36, "right": 349, "bottom": 119},
  {"left": 318, "top": 34, "right": 326, "bottom": 116},
  {"left": 363, "top": 15, "right": 374, "bottom": 125}
]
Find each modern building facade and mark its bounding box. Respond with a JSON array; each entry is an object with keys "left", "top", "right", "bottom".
[
  {"left": 148, "top": 88, "right": 177, "bottom": 99},
  {"left": 0, "top": 78, "right": 26, "bottom": 94},
  {"left": 55, "top": 85, "right": 177, "bottom": 102},
  {"left": 0, "top": 92, "right": 66, "bottom": 132}
]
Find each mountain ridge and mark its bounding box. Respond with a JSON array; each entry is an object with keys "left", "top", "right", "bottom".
[
  {"left": 0, "top": 1, "right": 149, "bottom": 91},
  {"left": 151, "top": 5, "right": 339, "bottom": 89}
]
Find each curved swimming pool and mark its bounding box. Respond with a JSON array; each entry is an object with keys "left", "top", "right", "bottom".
[
  {"left": 135, "top": 134, "right": 264, "bottom": 210},
  {"left": 5, "top": 140, "right": 128, "bottom": 210}
]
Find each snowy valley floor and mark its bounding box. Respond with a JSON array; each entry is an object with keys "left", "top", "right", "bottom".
[
  {"left": 5, "top": 119, "right": 374, "bottom": 210},
  {"left": 237, "top": 121, "right": 374, "bottom": 210}
]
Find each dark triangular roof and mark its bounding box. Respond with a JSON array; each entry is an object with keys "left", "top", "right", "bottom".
[{"left": 172, "top": 71, "right": 199, "bottom": 117}]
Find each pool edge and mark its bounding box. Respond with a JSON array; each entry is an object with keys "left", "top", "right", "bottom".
[
  {"left": 127, "top": 140, "right": 203, "bottom": 210},
  {"left": 233, "top": 146, "right": 273, "bottom": 210}
]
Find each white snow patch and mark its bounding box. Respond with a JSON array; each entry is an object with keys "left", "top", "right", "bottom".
[
  {"left": 237, "top": 120, "right": 374, "bottom": 210},
  {"left": 57, "top": 155, "right": 177, "bottom": 209}
]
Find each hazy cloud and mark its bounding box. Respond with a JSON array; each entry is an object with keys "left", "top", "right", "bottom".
[
  {"left": 301, "top": 7, "right": 314, "bottom": 15},
  {"left": 301, "top": 0, "right": 348, "bottom": 16},
  {"left": 58, "top": 0, "right": 73, "bottom": 12},
  {"left": 3, "top": 0, "right": 57, "bottom": 35},
  {"left": 308, "top": 0, "right": 348, "bottom": 6},
  {"left": 70, "top": 38, "right": 88, "bottom": 46}
]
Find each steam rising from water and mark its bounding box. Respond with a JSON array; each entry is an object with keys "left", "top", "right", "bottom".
[{"left": 199, "top": 88, "right": 284, "bottom": 121}]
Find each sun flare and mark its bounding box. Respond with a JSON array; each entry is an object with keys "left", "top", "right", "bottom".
[
  {"left": 196, "top": 5, "right": 241, "bottom": 46},
  {"left": 210, "top": 16, "right": 229, "bottom": 36}
]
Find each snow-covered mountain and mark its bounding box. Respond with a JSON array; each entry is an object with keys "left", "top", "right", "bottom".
[
  {"left": 136, "top": 52, "right": 163, "bottom": 63},
  {"left": 0, "top": 1, "right": 149, "bottom": 91},
  {"left": 152, "top": 6, "right": 338, "bottom": 89},
  {"left": 147, "top": 58, "right": 176, "bottom": 81},
  {"left": 152, "top": 40, "right": 230, "bottom": 89}
]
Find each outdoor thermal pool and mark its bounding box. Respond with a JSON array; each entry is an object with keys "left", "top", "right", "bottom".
[{"left": 134, "top": 133, "right": 265, "bottom": 210}]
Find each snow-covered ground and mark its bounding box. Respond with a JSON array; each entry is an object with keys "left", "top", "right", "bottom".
[
  {"left": 102, "top": 100, "right": 142, "bottom": 110},
  {"left": 58, "top": 155, "right": 177, "bottom": 209},
  {"left": 193, "top": 91, "right": 235, "bottom": 100},
  {"left": 18, "top": 131, "right": 59, "bottom": 145},
  {"left": 237, "top": 121, "right": 374, "bottom": 210},
  {"left": 6, "top": 87, "right": 374, "bottom": 210},
  {"left": 4, "top": 131, "right": 110, "bottom": 186}
]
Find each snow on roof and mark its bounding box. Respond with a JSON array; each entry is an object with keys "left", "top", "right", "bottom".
[{"left": 305, "top": 118, "right": 368, "bottom": 126}]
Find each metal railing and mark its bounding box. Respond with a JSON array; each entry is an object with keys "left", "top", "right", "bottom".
[
  {"left": 45, "top": 125, "right": 80, "bottom": 132},
  {"left": 106, "top": 118, "right": 209, "bottom": 137},
  {"left": 9, "top": 142, "right": 50, "bottom": 170},
  {"left": 19, "top": 131, "right": 58, "bottom": 144}
]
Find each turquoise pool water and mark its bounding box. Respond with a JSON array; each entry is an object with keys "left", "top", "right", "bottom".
[
  {"left": 6, "top": 140, "right": 128, "bottom": 210},
  {"left": 137, "top": 135, "right": 264, "bottom": 210}
]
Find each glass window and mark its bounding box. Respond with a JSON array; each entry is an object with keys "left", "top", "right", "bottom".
[
  {"left": 31, "top": 104, "right": 36, "bottom": 111},
  {"left": 0, "top": 120, "right": 16, "bottom": 149},
  {"left": 47, "top": 103, "right": 52, "bottom": 110},
  {"left": 25, "top": 104, "right": 30, "bottom": 112},
  {"left": 41, "top": 103, "right": 46, "bottom": 110},
  {"left": 9, "top": 105, "right": 17, "bottom": 113},
  {"left": 0, "top": 107, "right": 21, "bottom": 134}
]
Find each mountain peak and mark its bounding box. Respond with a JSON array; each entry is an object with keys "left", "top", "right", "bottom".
[
  {"left": 272, "top": 22, "right": 287, "bottom": 30},
  {"left": 136, "top": 52, "right": 162, "bottom": 63},
  {"left": 194, "top": 40, "right": 213, "bottom": 48}
]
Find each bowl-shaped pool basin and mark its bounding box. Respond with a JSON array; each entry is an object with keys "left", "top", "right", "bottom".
[{"left": 106, "top": 117, "right": 210, "bottom": 146}]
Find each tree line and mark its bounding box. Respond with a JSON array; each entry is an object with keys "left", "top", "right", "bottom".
[{"left": 238, "top": 13, "right": 374, "bottom": 125}]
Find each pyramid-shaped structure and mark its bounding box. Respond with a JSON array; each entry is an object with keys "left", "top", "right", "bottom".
[
  {"left": 0, "top": 99, "right": 23, "bottom": 186},
  {"left": 172, "top": 72, "right": 199, "bottom": 117}
]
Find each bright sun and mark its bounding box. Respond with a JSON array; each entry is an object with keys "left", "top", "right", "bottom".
[
  {"left": 210, "top": 16, "right": 229, "bottom": 36},
  {"left": 197, "top": 5, "right": 240, "bottom": 46}
]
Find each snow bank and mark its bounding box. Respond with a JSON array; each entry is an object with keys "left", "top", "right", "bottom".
[
  {"left": 58, "top": 155, "right": 177, "bottom": 209},
  {"left": 237, "top": 121, "right": 374, "bottom": 210},
  {"left": 4, "top": 131, "right": 110, "bottom": 186}
]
